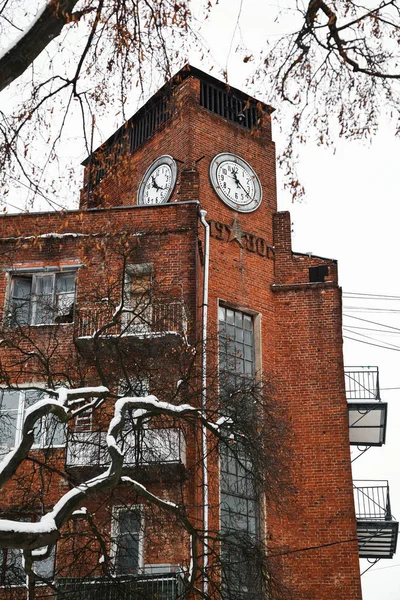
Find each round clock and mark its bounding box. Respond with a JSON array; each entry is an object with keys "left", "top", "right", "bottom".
[
  {"left": 137, "top": 155, "right": 177, "bottom": 205},
  {"left": 209, "top": 153, "right": 262, "bottom": 212}
]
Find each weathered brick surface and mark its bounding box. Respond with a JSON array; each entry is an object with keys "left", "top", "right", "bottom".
[{"left": 0, "top": 69, "right": 361, "bottom": 599}]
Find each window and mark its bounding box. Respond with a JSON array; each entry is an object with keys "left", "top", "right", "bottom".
[
  {"left": 0, "top": 535, "right": 55, "bottom": 587},
  {"left": 123, "top": 265, "right": 152, "bottom": 334},
  {"left": 8, "top": 271, "right": 76, "bottom": 326},
  {"left": 111, "top": 507, "right": 143, "bottom": 575},
  {"left": 0, "top": 388, "right": 66, "bottom": 452},
  {"left": 0, "top": 547, "right": 25, "bottom": 587},
  {"left": 218, "top": 305, "right": 261, "bottom": 600},
  {"left": 219, "top": 306, "right": 255, "bottom": 400}
]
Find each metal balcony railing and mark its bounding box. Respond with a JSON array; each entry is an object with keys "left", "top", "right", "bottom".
[
  {"left": 354, "top": 481, "right": 392, "bottom": 521},
  {"left": 353, "top": 480, "right": 398, "bottom": 559},
  {"left": 66, "top": 428, "right": 186, "bottom": 469},
  {"left": 344, "top": 367, "right": 380, "bottom": 400},
  {"left": 76, "top": 301, "right": 187, "bottom": 340},
  {"left": 345, "top": 367, "right": 387, "bottom": 446},
  {"left": 57, "top": 571, "right": 185, "bottom": 600}
]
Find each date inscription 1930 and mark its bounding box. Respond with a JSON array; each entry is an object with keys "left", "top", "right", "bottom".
[{"left": 208, "top": 219, "right": 274, "bottom": 259}]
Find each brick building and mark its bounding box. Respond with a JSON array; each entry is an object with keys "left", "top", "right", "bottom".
[{"left": 0, "top": 65, "right": 397, "bottom": 599}]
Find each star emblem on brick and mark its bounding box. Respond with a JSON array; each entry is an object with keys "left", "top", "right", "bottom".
[{"left": 227, "top": 219, "right": 244, "bottom": 247}]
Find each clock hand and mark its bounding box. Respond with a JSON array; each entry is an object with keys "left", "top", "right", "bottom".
[
  {"left": 231, "top": 169, "right": 250, "bottom": 198},
  {"left": 151, "top": 175, "right": 162, "bottom": 191}
]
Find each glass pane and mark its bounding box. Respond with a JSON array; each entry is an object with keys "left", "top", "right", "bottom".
[
  {"left": 34, "top": 547, "right": 55, "bottom": 579},
  {"left": 11, "top": 277, "right": 32, "bottom": 326},
  {"left": 24, "top": 389, "right": 46, "bottom": 407},
  {"left": 0, "top": 390, "right": 20, "bottom": 410},
  {"left": 226, "top": 309, "right": 234, "bottom": 325},
  {"left": 244, "top": 346, "right": 252, "bottom": 360},
  {"left": 244, "top": 361, "right": 253, "bottom": 375},
  {"left": 13, "top": 277, "right": 32, "bottom": 299},
  {"left": 33, "top": 275, "right": 54, "bottom": 325},
  {"left": 24, "top": 389, "right": 46, "bottom": 445},
  {"left": 243, "top": 314, "right": 252, "bottom": 330},
  {"left": 115, "top": 512, "right": 141, "bottom": 574},
  {"left": 4, "top": 548, "right": 25, "bottom": 586},
  {"left": 244, "top": 330, "right": 253, "bottom": 345},
  {"left": 119, "top": 511, "right": 140, "bottom": 534},
  {"left": 55, "top": 274, "right": 75, "bottom": 322},
  {"left": 44, "top": 415, "right": 66, "bottom": 446},
  {"left": 0, "top": 390, "right": 20, "bottom": 448},
  {"left": 56, "top": 273, "right": 75, "bottom": 293},
  {"left": 234, "top": 311, "right": 242, "bottom": 328}
]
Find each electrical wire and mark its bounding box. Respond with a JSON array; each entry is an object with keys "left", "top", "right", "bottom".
[
  {"left": 344, "top": 292, "right": 400, "bottom": 300},
  {"left": 344, "top": 326, "right": 400, "bottom": 334},
  {"left": 343, "top": 335, "right": 400, "bottom": 351},
  {"left": 343, "top": 307, "right": 400, "bottom": 313},
  {"left": 344, "top": 291, "right": 400, "bottom": 297},
  {"left": 343, "top": 314, "right": 400, "bottom": 332},
  {"left": 342, "top": 328, "right": 400, "bottom": 350}
]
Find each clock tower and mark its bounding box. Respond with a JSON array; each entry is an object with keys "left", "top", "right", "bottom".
[{"left": 78, "top": 65, "right": 363, "bottom": 600}]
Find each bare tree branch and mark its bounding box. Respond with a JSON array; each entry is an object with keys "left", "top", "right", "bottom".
[{"left": 0, "top": 0, "right": 81, "bottom": 92}]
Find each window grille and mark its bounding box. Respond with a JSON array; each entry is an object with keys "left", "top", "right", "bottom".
[
  {"left": 91, "top": 96, "right": 171, "bottom": 188},
  {"left": 200, "top": 81, "right": 259, "bottom": 130}
]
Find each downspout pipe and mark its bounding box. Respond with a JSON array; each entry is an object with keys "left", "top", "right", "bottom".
[{"left": 199, "top": 209, "right": 210, "bottom": 597}]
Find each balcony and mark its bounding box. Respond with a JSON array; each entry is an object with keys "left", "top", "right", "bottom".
[
  {"left": 57, "top": 570, "right": 185, "bottom": 599},
  {"left": 354, "top": 480, "right": 398, "bottom": 559},
  {"left": 66, "top": 428, "right": 186, "bottom": 481},
  {"left": 345, "top": 367, "right": 387, "bottom": 446},
  {"left": 75, "top": 301, "right": 188, "bottom": 353}
]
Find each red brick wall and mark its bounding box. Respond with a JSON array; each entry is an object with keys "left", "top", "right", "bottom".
[{"left": 0, "top": 71, "right": 362, "bottom": 600}]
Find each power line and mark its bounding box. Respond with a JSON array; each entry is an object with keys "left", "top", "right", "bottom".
[
  {"left": 343, "top": 335, "right": 400, "bottom": 351},
  {"left": 342, "top": 328, "right": 400, "bottom": 350},
  {"left": 343, "top": 314, "right": 400, "bottom": 332},
  {"left": 363, "top": 563, "right": 400, "bottom": 573},
  {"left": 344, "top": 291, "right": 400, "bottom": 300},
  {"left": 344, "top": 310, "right": 400, "bottom": 314},
  {"left": 344, "top": 325, "right": 400, "bottom": 335}
]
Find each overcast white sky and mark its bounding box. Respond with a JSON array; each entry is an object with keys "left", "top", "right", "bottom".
[{"left": 1, "top": 0, "right": 399, "bottom": 597}]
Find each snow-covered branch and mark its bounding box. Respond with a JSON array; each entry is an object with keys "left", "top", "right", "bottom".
[{"left": 0, "top": 387, "right": 212, "bottom": 566}]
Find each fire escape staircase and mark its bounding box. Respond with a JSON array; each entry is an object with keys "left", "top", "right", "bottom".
[{"left": 345, "top": 367, "right": 398, "bottom": 559}]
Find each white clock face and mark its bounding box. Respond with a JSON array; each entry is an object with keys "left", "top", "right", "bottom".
[
  {"left": 138, "top": 155, "right": 177, "bottom": 205},
  {"left": 210, "top": 153, "right": 262, "bottom": 212}
]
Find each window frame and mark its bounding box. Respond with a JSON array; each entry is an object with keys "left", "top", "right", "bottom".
[
  {"left": 110, "top": 505, "right": 144, "bottom": 576},
  {"left": 218, "top": 303, "right": 262, "bottom": 599},
  {"left": 0, "top": 521, "right": 56, "bottom": 588},
  {"left": 7, "top": 269, "right": 77, "bottom": 327},
  {"left": 0, "top": 386, "right": 66, "bottom": 451}
]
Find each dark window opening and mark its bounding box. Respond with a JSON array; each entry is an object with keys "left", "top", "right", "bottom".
[
  {"left": 200, "top": 81, "right": 259, "bottom": 130},
  {"left": 309, "top": 265, "right": 329, "bottom": 283}
]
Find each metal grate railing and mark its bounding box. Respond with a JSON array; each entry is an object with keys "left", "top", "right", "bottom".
[
  {"left": 66, "top": 428, "right": 186, "bottom": 469},
  {"left": 129, "top": 97, "right": 171, "bottom": 154},
  {"left": 344, "top": 367, "right": 380, "bottom": 400},
  {"left": 57, "top": 571, "right": 185, "bottom": 600},
  {"left": 200, "top": 81, "right": 259, "bottom": 130},
  {"left": 353, "top": 481, "right": 393, "bottom": 521},
  {"left": 89, "top": 95, "right": 171, "bottom": 188},
  {"left": 76, "top": 301, "right": 187, "bottom": 339}
]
